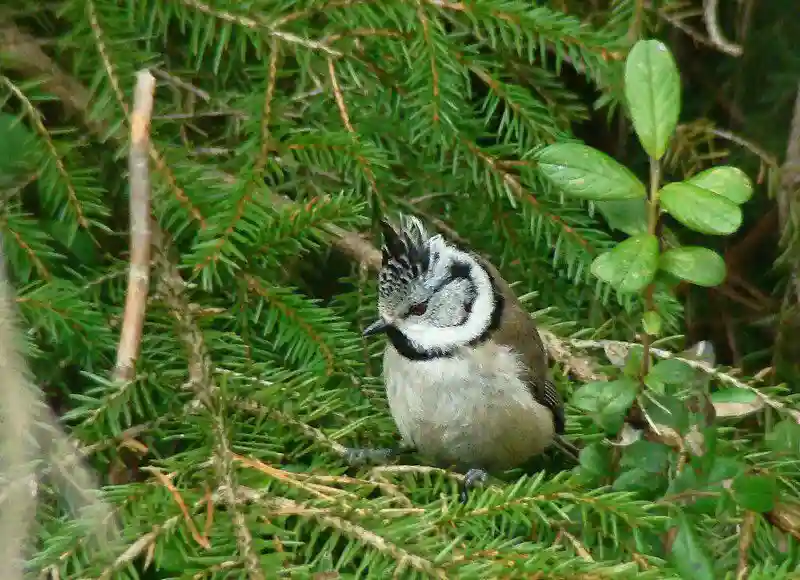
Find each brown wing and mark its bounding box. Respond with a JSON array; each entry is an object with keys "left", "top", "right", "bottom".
[{"left": 474, "top": 254, "right": 566, "bottom": 435}]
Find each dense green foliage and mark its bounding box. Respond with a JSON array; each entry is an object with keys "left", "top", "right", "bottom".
[{"left": 1, "top": 0, "right": 799, "bottom": 578}]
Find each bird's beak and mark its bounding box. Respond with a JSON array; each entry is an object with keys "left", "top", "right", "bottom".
[{"left": 362, "top": 319, "right": 390, "bottom": 337}]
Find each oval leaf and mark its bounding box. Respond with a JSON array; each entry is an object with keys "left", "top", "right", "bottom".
[
  {"left": 660, "top": 246, "right": 726, "bottom": 287},
  {"left": 688, "top": 166, "right": 753, "bottom": 205},
  {"left": 624, "top": 39, "right": 681, "bottom": 160},
  {"left": 537, "top": 142, "right": 646, "bottom": 201},
  {"left": 595, "top": 199, "right": 648, "bottom": 235},
  {"left": 572, "top": 378, "right": 638, "bottom": 435},
  {"left": 660, "top": 182, "right": 742, "bottom": 235},
  {"left": 590, "top": 233, "right": 659, "bottom": 293}
]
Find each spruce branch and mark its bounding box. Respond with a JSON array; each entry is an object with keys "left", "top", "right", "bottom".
[
  {"left": 113, "top": 69, "right": 154, "bottom": 382},
  {"left": 152, "top": 227, "right": 264, "bottom": 579},
  {"left": 256, "top": 39, "right": 280, "bottom": 176},
  {"left": 0, "top": 76, "right": 96, "bottom": 244},
  {"left": 264, "top": 495, "right": 448, "bottom": 578},
  {"left": 180, "top": 0, "right": 341, "bottom": 56},
  {"left": 326, "top": 57, "right": 383, "bottom": 212},
  {"left": 85, "top": 0, "right": 207, "bottom": 228},
  {"left": 461, "top": 139, "right": 598, "bottom": 254}
]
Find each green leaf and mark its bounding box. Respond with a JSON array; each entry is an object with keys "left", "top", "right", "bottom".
[
  {"left": 536, "top": 142, "right": 646, "bottom": 200},
  {"left": 642, "top": 310, "right": 661, "bottom": 336},
  {"left": 624, "top": 39, "right": 681, "bottom": 160},
  {"left": 577, "top": 442, "right": 613, "bottom": 480},
  {"left": 595, "top": 199, "right": 648, "bottom": 235},
  {"left": 620, "top": 440, "right": 671, "bottom": 473},
  {"left": 612, "top": 467, "right": 664, "bottom": 493},
  {"left": 710, "top": 388, "right": 759, "bottom": 404},
  {"left": 590, "top": 233, "right": 659, "bottom": 293},
  {"left": 660, "top": 246, "right": 726, "bottom": 287},
  {"left": 732, "top": 474, "right": 777, "bottom": 513},
  {"left": 687, "top": 166, "right": 753, "bottom": 205},
  {"left": 671, "top": 513, "right": 716, "bottom": 580},
  {"left": 572, "top": 378, "right": 638, "bottom": 435},
  {"left": 660, "top": 182, "right": 742, "bottom": 235},
  {"left": 648, "top": 359, "right": 696, "bottom": 386},
  {"left": 643, "top": 392, "right": 691, "bottom": 433}
]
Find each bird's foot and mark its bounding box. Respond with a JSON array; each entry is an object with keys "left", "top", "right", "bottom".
[{"left": 459, "top": 468, "right": 489, "bottom": 503}]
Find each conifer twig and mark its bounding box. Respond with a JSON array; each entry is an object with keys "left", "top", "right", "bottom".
[{"left": 114, "top": 69, "right": 154, "bottom": 382}]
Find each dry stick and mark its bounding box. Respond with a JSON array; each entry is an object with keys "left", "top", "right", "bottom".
[
  {"left": 0, "top": 239, "right": 40, "bottom": 580},
  {"left": 114, "top": 70, "right": 155, "bottom": 382},
  {"left": 702, "top": 0, "right": 743, "bottom": 57}
]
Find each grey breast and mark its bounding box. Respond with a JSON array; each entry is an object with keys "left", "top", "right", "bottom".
[{"left": 383, "top": 340, "right": 555, "bottom": 472}]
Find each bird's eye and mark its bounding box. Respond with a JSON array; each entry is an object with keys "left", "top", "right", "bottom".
[{"left": 408, "top": 302, "right": 428, "bottom": 316}]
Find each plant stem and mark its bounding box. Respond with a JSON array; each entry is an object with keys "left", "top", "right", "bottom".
[{"left": 640, "top": 155, "right": 662, "bottom": 377}]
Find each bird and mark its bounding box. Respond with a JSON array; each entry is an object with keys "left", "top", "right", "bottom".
[{"left": 346, "top": 213, "right": 576, "bottom": 502}]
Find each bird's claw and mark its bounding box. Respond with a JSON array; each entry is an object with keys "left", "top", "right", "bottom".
[{"left": 459, "top": 468, "right": 489, "bottom": 503}]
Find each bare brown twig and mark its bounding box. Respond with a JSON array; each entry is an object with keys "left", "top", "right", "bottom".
[
  {"left": 702, "top": 0, "right": 743, "bottom": 56},
  {"left": 113, "top": 70, "right": 155, "bottom": 382}
]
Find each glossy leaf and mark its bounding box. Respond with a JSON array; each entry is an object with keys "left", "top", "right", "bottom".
[
  {"left": 536, "top": 142, "right": 646, "bottom": 200},
  {"left": 671, "top": 513, "right": 716, "bottom": 580},
  {"left": 732, "top": 473, "right": 777, "bottom": 513},
  {"left": 595, "top": 198, "right": 648, "bottom": 235},
  {"left": 624, "top": 39, "right": 681, "bottom": 160},
  {"left": 688, "top": 166, "right": 753, "bottom": 205},
  {"left": 660, "top": 182, "right": 742, "bottom": 235},
  {"left": 660, "top": 246, "right": 726, "bottom": 287},
  {"left": 590, "top": 233, "right": 659, "bottom": 293}
]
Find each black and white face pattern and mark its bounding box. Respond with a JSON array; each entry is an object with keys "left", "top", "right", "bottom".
[{"left": 374, "top": 214, "right": 502, "bottom": 359}]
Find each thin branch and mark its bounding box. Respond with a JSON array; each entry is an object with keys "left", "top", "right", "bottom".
[
  {"left": 152, "top": 226, "right": 264, "bottom": 579},
  {"left": 256, "top": 39, "right": 280, "bottom": 175},
  {"left": 569, "top": 338, "right": 800, "bottom": 422},
  {"left": 702, "top": 0, "right": 743, "bottom": 56},
  {"left": 114, "top": 70, "right": 154, "bottom": 382},
  {"left": 180, "top": 0, "right": 340, "bottom": 56},
  {"left": 326, "top": 57, "right": 383, "bottom": 211},
  {"left": 737, "top": 510, "right": 755, "bottom": 580},
  {"left": 647, "top": 2, "right": 718, "bottom": 51},
  {"left": 265, "top": 495, "right": 447, "bottom": 578}
]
